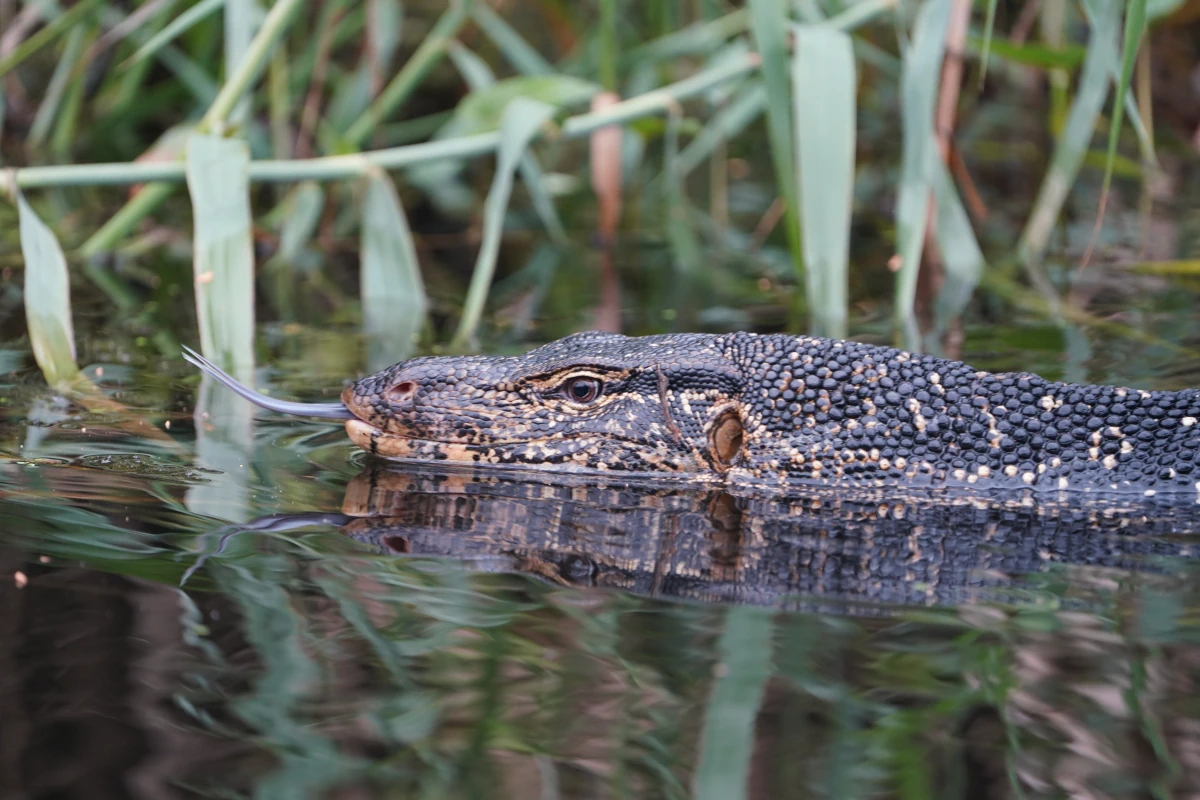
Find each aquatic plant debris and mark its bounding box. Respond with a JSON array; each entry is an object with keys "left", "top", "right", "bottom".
[{"left": 182, "top": 346, "right": 354, "bottom": 420}]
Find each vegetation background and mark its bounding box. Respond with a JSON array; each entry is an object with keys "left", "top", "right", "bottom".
[
  {"left": 5, "top": 4, "right": 1200, "bottom": 797},
  {"left": 1, "top": 0, "right": 1199, "bottom": 390}
]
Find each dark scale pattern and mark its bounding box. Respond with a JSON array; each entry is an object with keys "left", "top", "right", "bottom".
[{"left": 341, "top": 331, "right": 1200, "bottom": 497}]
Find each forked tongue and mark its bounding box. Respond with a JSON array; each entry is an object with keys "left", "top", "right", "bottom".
[{"left": 182, "top": 346, "right": 355, "bottom": 420}]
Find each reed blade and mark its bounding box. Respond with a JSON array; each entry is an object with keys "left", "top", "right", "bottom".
[
  {"left": 793, "top": 24, "right": 856, "bottom": 340},
  {"left": 15, "top": 188, "right": 79, "bottom": 389}
]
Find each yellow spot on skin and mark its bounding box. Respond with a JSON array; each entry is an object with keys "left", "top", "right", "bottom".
[
  {"left": 1058, "top": 477, "right": 1070, "bottom": 489},
  {"left": 1050, "top": 457, "right": 1061, "bottom": 468},
  {"left": 1102, "top": 454, "right": 1117, "bottom": 470},
  {"left": 1040, "top": 395, "right": 1055, "bottom": 411},
  {"left": 929, "top": 373, "right": 940, "bottom": 385},
  {"left": 1145, "top": 489, "right": 1157, "bottom": 497},
  {"left": 1120, "top": 440, "right": 1134, "bottom": 454},
  {"left": 1185, "top": 417, "right": 1197, "bottom": 427},
  {"left": 1022, "top": 472, "right": 1035, "bottom": 484},
  {"left": 1088, "top": 447, "right": 1100, "bottom": 460},
  {"left": 977, "top": 465, "right": 990, "bottom": 478},
  {"left": 1004, "top": 465, "right": 1019, "bottom": 478},
  {"left": 953, "top": 468, "right": 966, "bottom": 481}
]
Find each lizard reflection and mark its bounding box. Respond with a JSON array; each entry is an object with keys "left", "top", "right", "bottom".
[{"left": 326, "top": 462, "right": 1200, "bottom": 611}]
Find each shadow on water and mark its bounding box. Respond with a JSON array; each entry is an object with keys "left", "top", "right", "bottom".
[{"left": 5, "top": 443, "right": 1200, "bottom": 798}]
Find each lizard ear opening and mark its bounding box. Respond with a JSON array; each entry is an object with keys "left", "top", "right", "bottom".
[
  {"left": 383, "top": 535, "right": 411, "bottom": 553},
  {"left": 710, "top": 409, "right": 744, "bottom": 471}
]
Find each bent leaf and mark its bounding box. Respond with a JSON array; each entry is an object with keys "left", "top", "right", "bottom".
[
  {"left": 360, "top": 171, "right": 427, "bottom": 370},
  {"left": 793, "top": 25, "right": 855, "bottom": 340},
  {"left": 186, "top": 133, "right": 255, "bottom": 382},
  {"left": 15, "top": 189, "right": 79, "bottom": 388}
]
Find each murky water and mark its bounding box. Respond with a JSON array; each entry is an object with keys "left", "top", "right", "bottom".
[{"left": 6, "top": 290, "right": 1200, "bottom": 798}]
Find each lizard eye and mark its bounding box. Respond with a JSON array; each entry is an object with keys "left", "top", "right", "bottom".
[{"left": 562, "top": 376, "right": 601, "bottom": 404}]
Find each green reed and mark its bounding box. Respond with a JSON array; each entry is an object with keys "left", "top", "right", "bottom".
[{"left": 0, "top": 0, "right": 1170, "bottom": 387}]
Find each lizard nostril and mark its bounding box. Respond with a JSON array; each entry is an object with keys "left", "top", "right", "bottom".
[{"left": 386, "top": 381, "right": 416, "bottom": 404}]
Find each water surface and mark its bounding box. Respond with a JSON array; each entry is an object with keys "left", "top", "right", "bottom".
[{"left": 4, "top": 306, "right": 1200, "bottom": 799}]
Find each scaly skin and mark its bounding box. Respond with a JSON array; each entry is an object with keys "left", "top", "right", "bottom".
[{"left": 341, "top": 331, "right": 1200, "bottom": 496}]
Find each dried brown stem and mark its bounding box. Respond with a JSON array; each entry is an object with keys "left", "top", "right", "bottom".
[
  {"left": 590, "top": 91, "right": 624, "bottom": 333},
  {"left": 295, "top": 4, "right": 346, "bottom": 159}
]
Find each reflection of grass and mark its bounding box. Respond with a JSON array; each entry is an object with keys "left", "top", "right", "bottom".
[
  {"left": 6, "top": 483, "right": 1200, "bottom": 797},
  {"left": 2, "top": 1, "right": 1185, "bottom": 386}
]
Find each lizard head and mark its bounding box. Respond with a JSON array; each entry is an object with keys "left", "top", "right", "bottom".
[{"left": 341, "top": 331, "right": 747, "bottom": 474}]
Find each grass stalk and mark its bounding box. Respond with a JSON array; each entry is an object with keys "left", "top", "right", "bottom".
[
  {"left": 120, "top": 0, "right": 225, "bottom": 70},
  {"left": 979, "top": 0, "right": 999, "bottom": 82},
  {"left": 73, "top": 0, "right": 305, "bottom": 257},
  {"left": 201, "top": 0, "right": 306, "bottom": 133},
  {"left": 621, "top": 9, "right": 749, "bottom": 65},
  {"left": 1074, "top": 0, "right": 1148, "bottom": 279},
  {"left": 471, "top": 1, "right": 553, "bottom": 76},
  {"left": 823, "top": 0, "right": 898, "bottom": 31},
  {"left": 0, "top": 0, "right": 104, "bottom": 80},
  {"left": 27, "top": 25, "right": 89, "bottom": 150},
  {"left": 893, "top": 0, "right": 951, "bottom": 349},
  {"left": 221, "top": 0, "right": 258, "bottom": 129},
  {"left": 78, "top": 183, "right": 176, "bottom": 258},
  {"left": 748, "top": 0, "right": 803, "bottom": 275},
  {"left": 450, "top": 98, "right": 556, "bottom": 350},
  {"left": 1017, "top": 0, "right": 1120, "bottom": 291},
  {"left": 268, "top": 46, "right": 292, "bottom": 158},
  {"left": 344, "top": 1, "right": 472, "bottom": 146},
  {"left": 599, "top": 0, "right": 618, "bottom": 90},
  {"left": 12, "top": 51, "right": 760, "bottom": 189}
]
